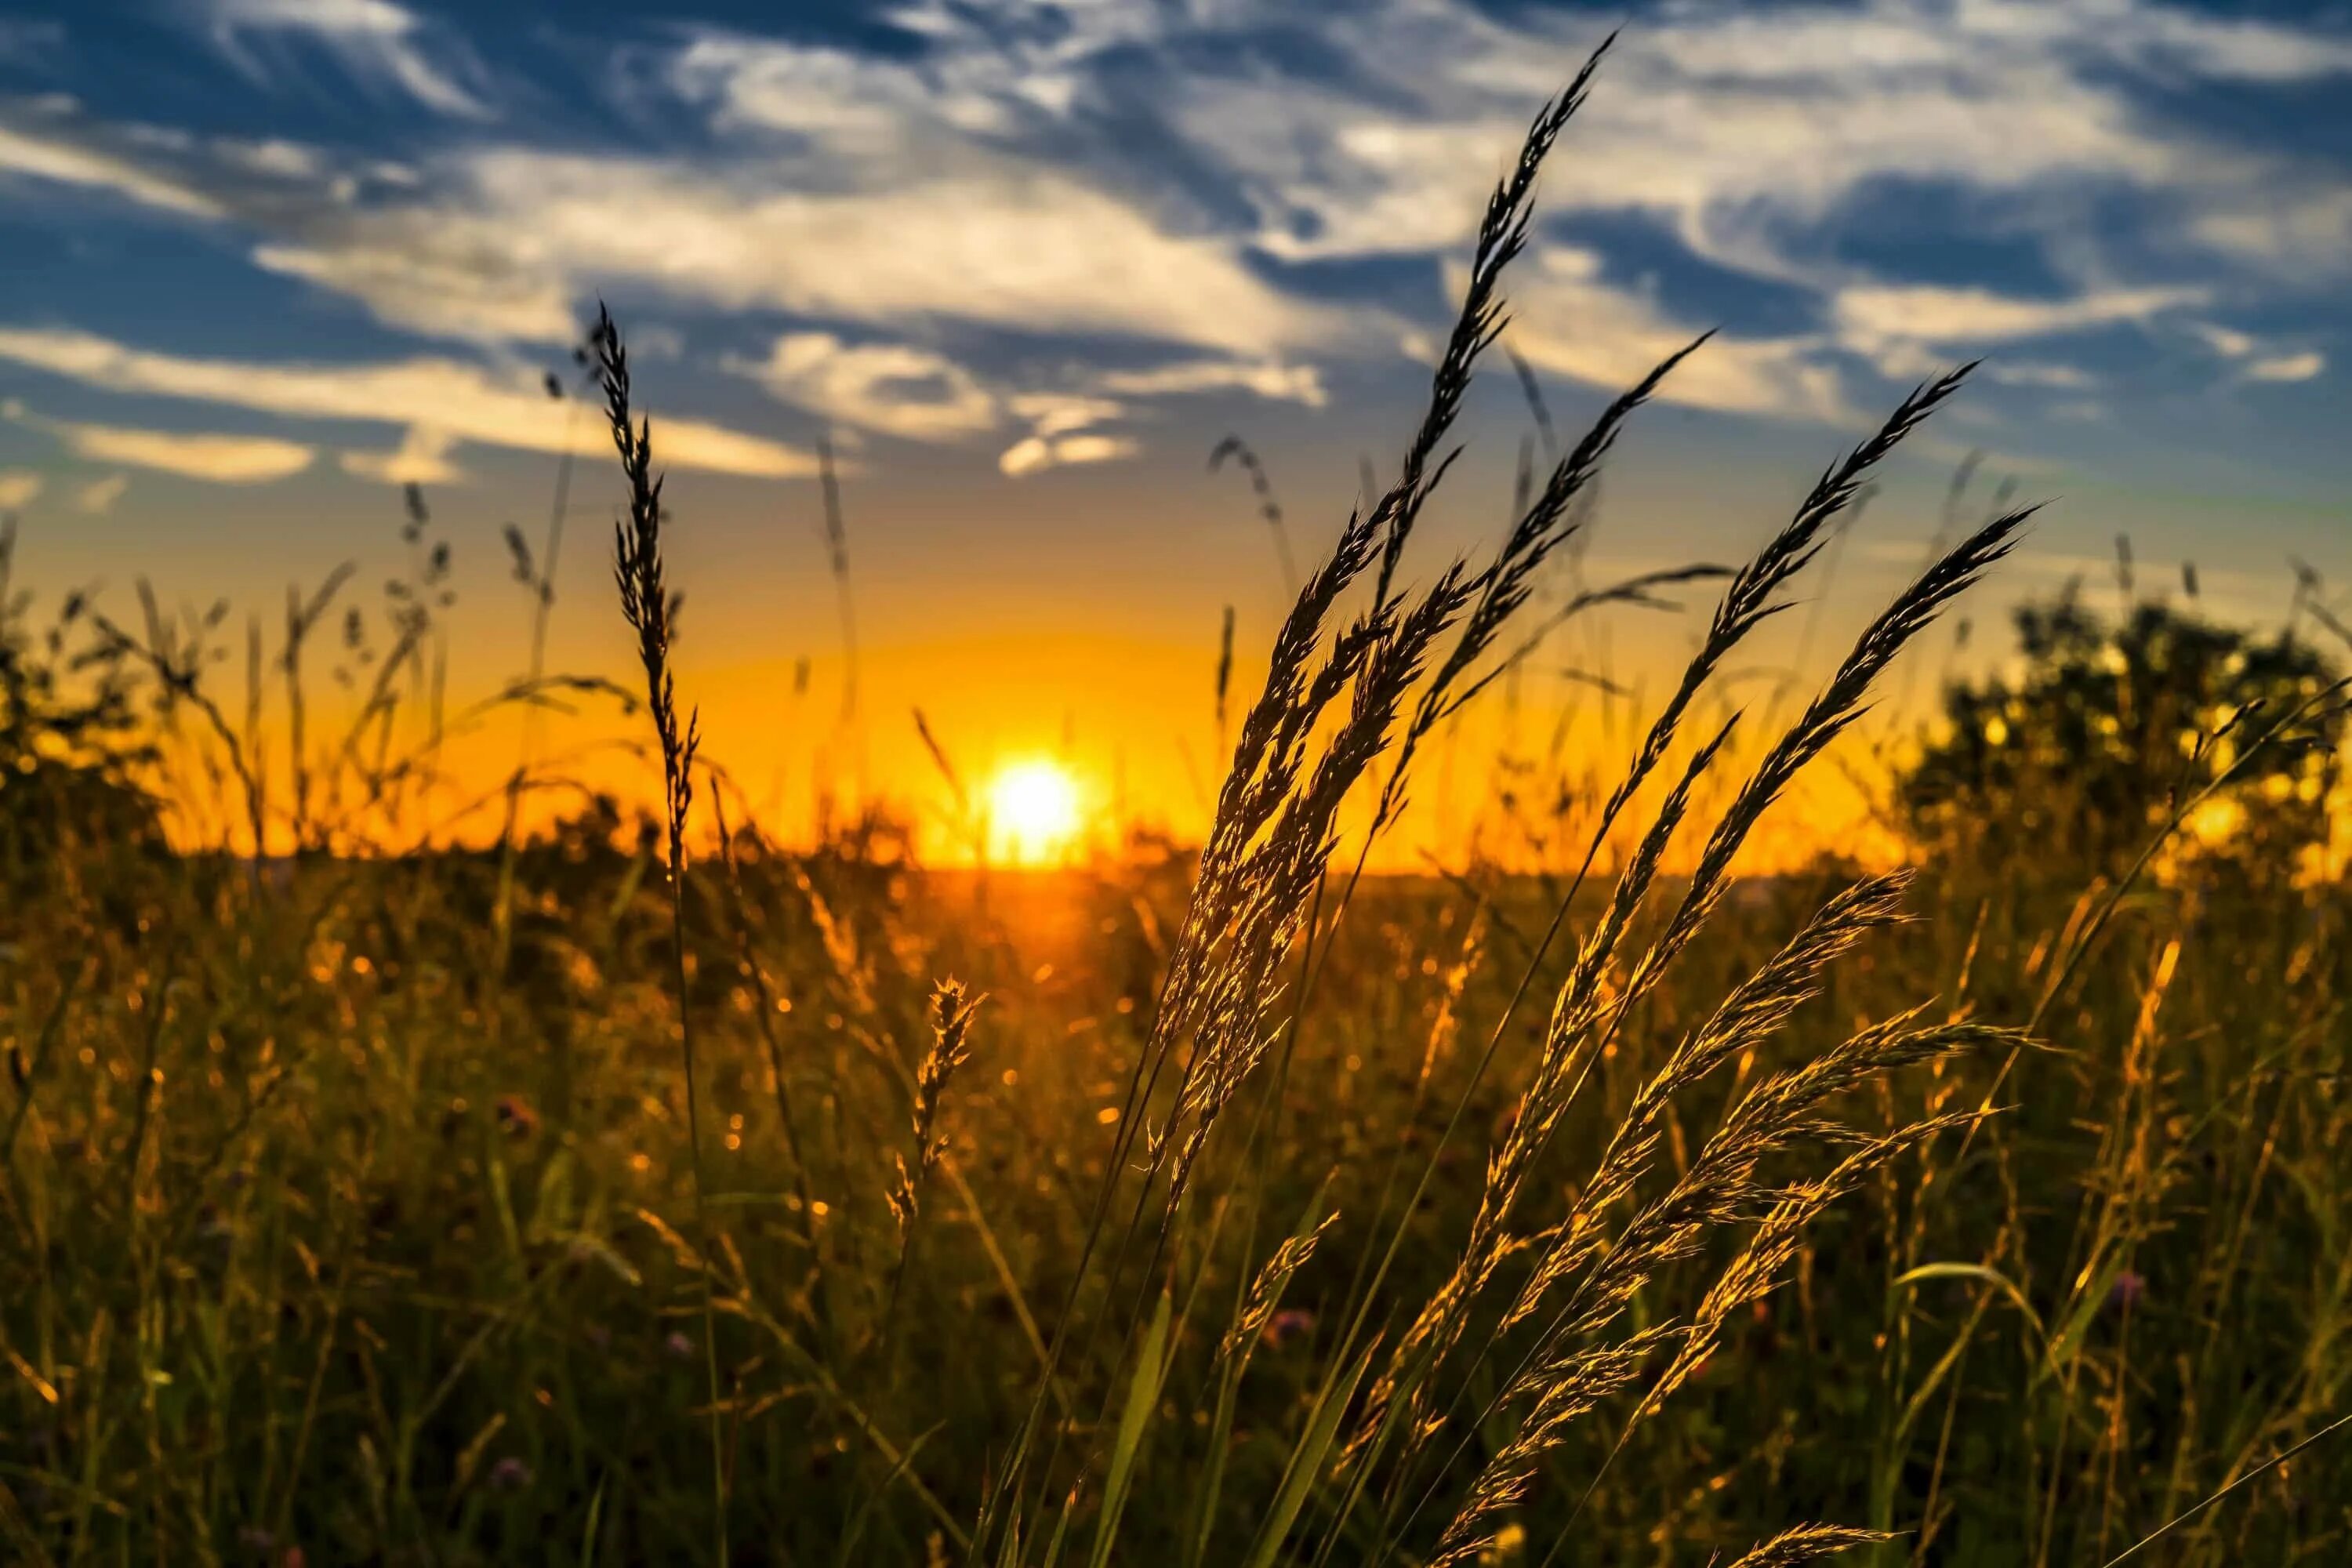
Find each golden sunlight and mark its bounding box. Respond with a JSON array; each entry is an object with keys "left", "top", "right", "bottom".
[{"left": 987, "top": 758, "right": 1086, "bottom": 865}]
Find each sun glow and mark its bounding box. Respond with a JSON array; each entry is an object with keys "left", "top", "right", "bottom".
[{"left": 987, "top": 758, "right": 1086, "bottom": 865}]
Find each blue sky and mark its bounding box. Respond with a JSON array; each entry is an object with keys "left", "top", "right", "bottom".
[
  {"left": 0, "top": 0, "right": 2348, "bottom": 833},
  {"left": 3, "top": 1, "right": 2347, "bottom": 481}
]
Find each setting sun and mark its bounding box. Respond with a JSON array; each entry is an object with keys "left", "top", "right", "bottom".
[{"left": 988, "top": 759, "right": 1086, "bottom": 865}]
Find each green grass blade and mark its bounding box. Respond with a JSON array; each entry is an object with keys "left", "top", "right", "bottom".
[
  {"left": 1239, "top": 1338, "right": 1377, "bottom": 1568},
  {"left": 1087, "top": 1286, "right": 1173, "bottom": 1568},
  {"left": 1894, "top": 1262, "right": 2049, "bottom": 1346}
]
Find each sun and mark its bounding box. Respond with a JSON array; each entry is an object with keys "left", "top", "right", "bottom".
[{"left": 987, "top": 758, "right": 1086, "bottom": 866}]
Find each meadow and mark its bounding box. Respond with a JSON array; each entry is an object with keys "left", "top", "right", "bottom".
[{"left": 4, "top": 47, "right": 2350, "bottom": 1568}]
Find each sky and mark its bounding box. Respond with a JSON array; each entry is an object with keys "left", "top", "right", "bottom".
[{"left": 0, "top": 0, "right": 2348, "bottom": 858}]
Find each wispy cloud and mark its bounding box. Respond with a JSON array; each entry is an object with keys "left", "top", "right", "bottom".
[
  {"left": 0, "top": 326, "right": 817, "bottom": 478},
  {"left": 2185, "top": 320, "right": 2328, "bottom": 386},
  {"left": 0, "top": 470, "right": 42, "bottom": 510},
  {"left": 999, "top": 430, "right": 1136, "bottom": 478},
  {"left": 733, "top": 332, "right": 999, "bottom": 442},
  {"left": 1501, "top": 248, "right": 1849, "bottom": 423},
  {"left": 201, "top": 0, "right": 495, "bottom": 121},
  {"left": 257, "top": 151, "right": 1341, "bottom": 355},
  {"left": 0, "top": 0, "right": 2345, "bottom": 476},
  {"left": 75, "top": 474, "right": 129, "bottom": 516},
  {"left": 339, "top": 425, "right": 459, "bottom": 485},
  {"left": 1834, "top": 284, "right": 2209, "bottom": 345},
  {"left": 2242, "top": 350, "right": 2325, "bottom": 383},
  {"left": 18, "top": 410, "right": 315, "bottom": 482},
  {"left": 0, "top": 123, "right": 226, "bottom": 218},
  {"left": 998, "top": 394, "right": 1134, "bottom": 477},
  {"left": 1092, "top": 359, "right": 1327, "bottom": 407},
  {"left": 1183, "top": 0, "right": 2352, "bottom": 285}
]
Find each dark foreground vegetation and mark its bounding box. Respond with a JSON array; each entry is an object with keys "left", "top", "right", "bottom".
[{"left": 3, "top": 43, "right": 2348, "bottom": 1568}]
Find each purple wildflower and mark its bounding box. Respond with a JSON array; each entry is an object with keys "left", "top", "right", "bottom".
[
  {"left": 1262, "top": 1308, "right": 1317, "bottom": 1350},
  {"left": 2107, "top": 1269, "right": 2147, "bottom": 1312}
]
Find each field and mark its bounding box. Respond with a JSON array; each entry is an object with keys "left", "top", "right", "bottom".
[{"left": 5, "top": 64, "right": 2351, "bottom": 1568}]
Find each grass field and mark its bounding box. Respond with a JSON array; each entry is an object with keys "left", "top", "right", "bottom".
[{"left": 4, "top": 49, "right": 2350, "bottom": 1568}]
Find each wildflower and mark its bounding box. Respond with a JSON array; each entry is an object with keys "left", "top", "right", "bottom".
[
  {"left": 2107, "top": 1269, "right": 2147, "bottom": 1312},
  {"left": 664, "top": 1329, "right": 695, "bottom": 1360},
  {"left": 1263, "top": 1308, "right": 1317, "bottom": 1350},
  {"left": 488, "top": 1456, "right": 534, "bottom": 1492}
]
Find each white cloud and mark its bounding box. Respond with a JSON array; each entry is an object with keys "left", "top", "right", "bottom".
[
  {"left": 2243, "top": 350, "right": 2325, "bottom": 383},
  {"left": 4, "top": 0, "right": 2346, "bottom": 455},
  {"left": 1958, "top": 0, "right": 2352, "bottom": 83},
  {"left": 734, "top": 333, "right": 999, "bottom": 441},
  {"left": 999, "top": 430, "right": 1137, "bottom": 477},
  {"left": 340, "top": 426, "right": 459, "bottom": 484},
  {"left": 260, "top": 150, "right": 1338, "bottom": 354},
  {"left": 0, "top": 470, "right": 42, "bottom": 510},
  {"left": 1009, "top": 393, "right": 1123, "bottom": 440},
  {"left": 1174, "top": 0, "right": 2352, "bottom": 299},
  {"left": 1502, "top": 248, "right": 1850, "bottom": 423},
  {"left": 1982, "top": 361, "right": 2100, "bottom": 390},
  {"left": 1835, "top": 283, "right": 2206, "bottom": 344},
  {"left": 251, "top": 234, "right": 575, "bottom": 343},
  {"left": 202, "top": 0, "right": 494, "bottom": 120},
  {"left": 76, "top": 474, "right": 129, "bottom": 515},
  {"left": 0, "top": 326, "right": 817, "bottom": 479},
  {"left": 2183, "top": 321, "right": 2325, "bottom": 384},
  {"left": 2191, "top": 189, "right": 2352, "bottom": 278},
  {"left": 1093, "top": 358, "right": 1327, "bottom": 407},
  {"left": 0, "top": 123, "right": 224, "bottom": 217},
  {"left": 31, "top": 416, "right": 314, "bottom": 481},
  {"left": 5, "top": 7, "right": 1344, "bottom": 361},
  {"left": 729, "top": 332, "right": 1329, "bottom": 451},
  {"left": 2189, "top": 321, "right": 2257, "bottom": 358},
  {"left": 997, "top": 392, "right": 1137, "bottom": 476}
]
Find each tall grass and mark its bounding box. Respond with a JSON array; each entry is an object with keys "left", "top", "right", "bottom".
[
  {"left": 592, "top": 304, "right": 724, "bottom": 1563},
  {"left": 0, "top": 41, "right": 2347, "bottom": 1568}
]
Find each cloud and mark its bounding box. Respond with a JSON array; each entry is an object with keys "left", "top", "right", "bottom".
[
  {"left": 250, "top": 234, "right": 576, "bottom": 343},
  {"left": 1982, "top": 361, "right": 2100, "bottom": 390},
  {"left": 998, "top": 393, "right": 1137, "bottom": 476},
  {"left": 0, "top": 325, "right": 817, "bottom": 478},
  {"left": 734, "top": 333, "right": 1000, "bottom": 441},
  {"left": 0, "top": 123, "right": 226, "bottom": 217},
  {"left": 1092, "top": 358, "right": 1327, "bottom": 407},
  {"left": 4, "top": 11, "right": 1342, "bottom": 360},
  {"left": 0, "top": 470, "right": 41, "bottom": 510},
  {"left": 2184, "top": 320, "right": 2325, "bottom": 384},
  {"left": 3, "top": 0, "right": 2346, "bottom": 456},
  {"left": 256, "top": 150, "right": 1339, "bottom": 354},
  {"left": 201, "top": 0, "right": 495, "bottom": 120},
  {"left": 2188, "top": 321, "right": 2257, "bottom": 358},
  {"left": 76, "top": 474, "right": 129, "bottom": 515},
  {"left": 1181, "top": 1, "right": 2352, "bottom": 287},
  {"left": 999, "top": 431, "right": 1137, "bottom": 477},
  {"left": 28, "top": 415, "right": 314, "bottom": 481},
  {"left": 340, "top": 425, "right": 459, "bottom": 484},
  {"left": 2242, "top": 350, "right": 2325, "bottom": 383},
  {"left": 731, "top": 331, "right": 1328, "bottom": 452},
  {"left": 1834, "top": 284, "right": 2207, "bottom": 345},
  {"left": 2190, "top": 189, "right": 2352, "bottom": 279},
  {"left": 1502, "top": 247, "right": 1849, "bottom": 423}
]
